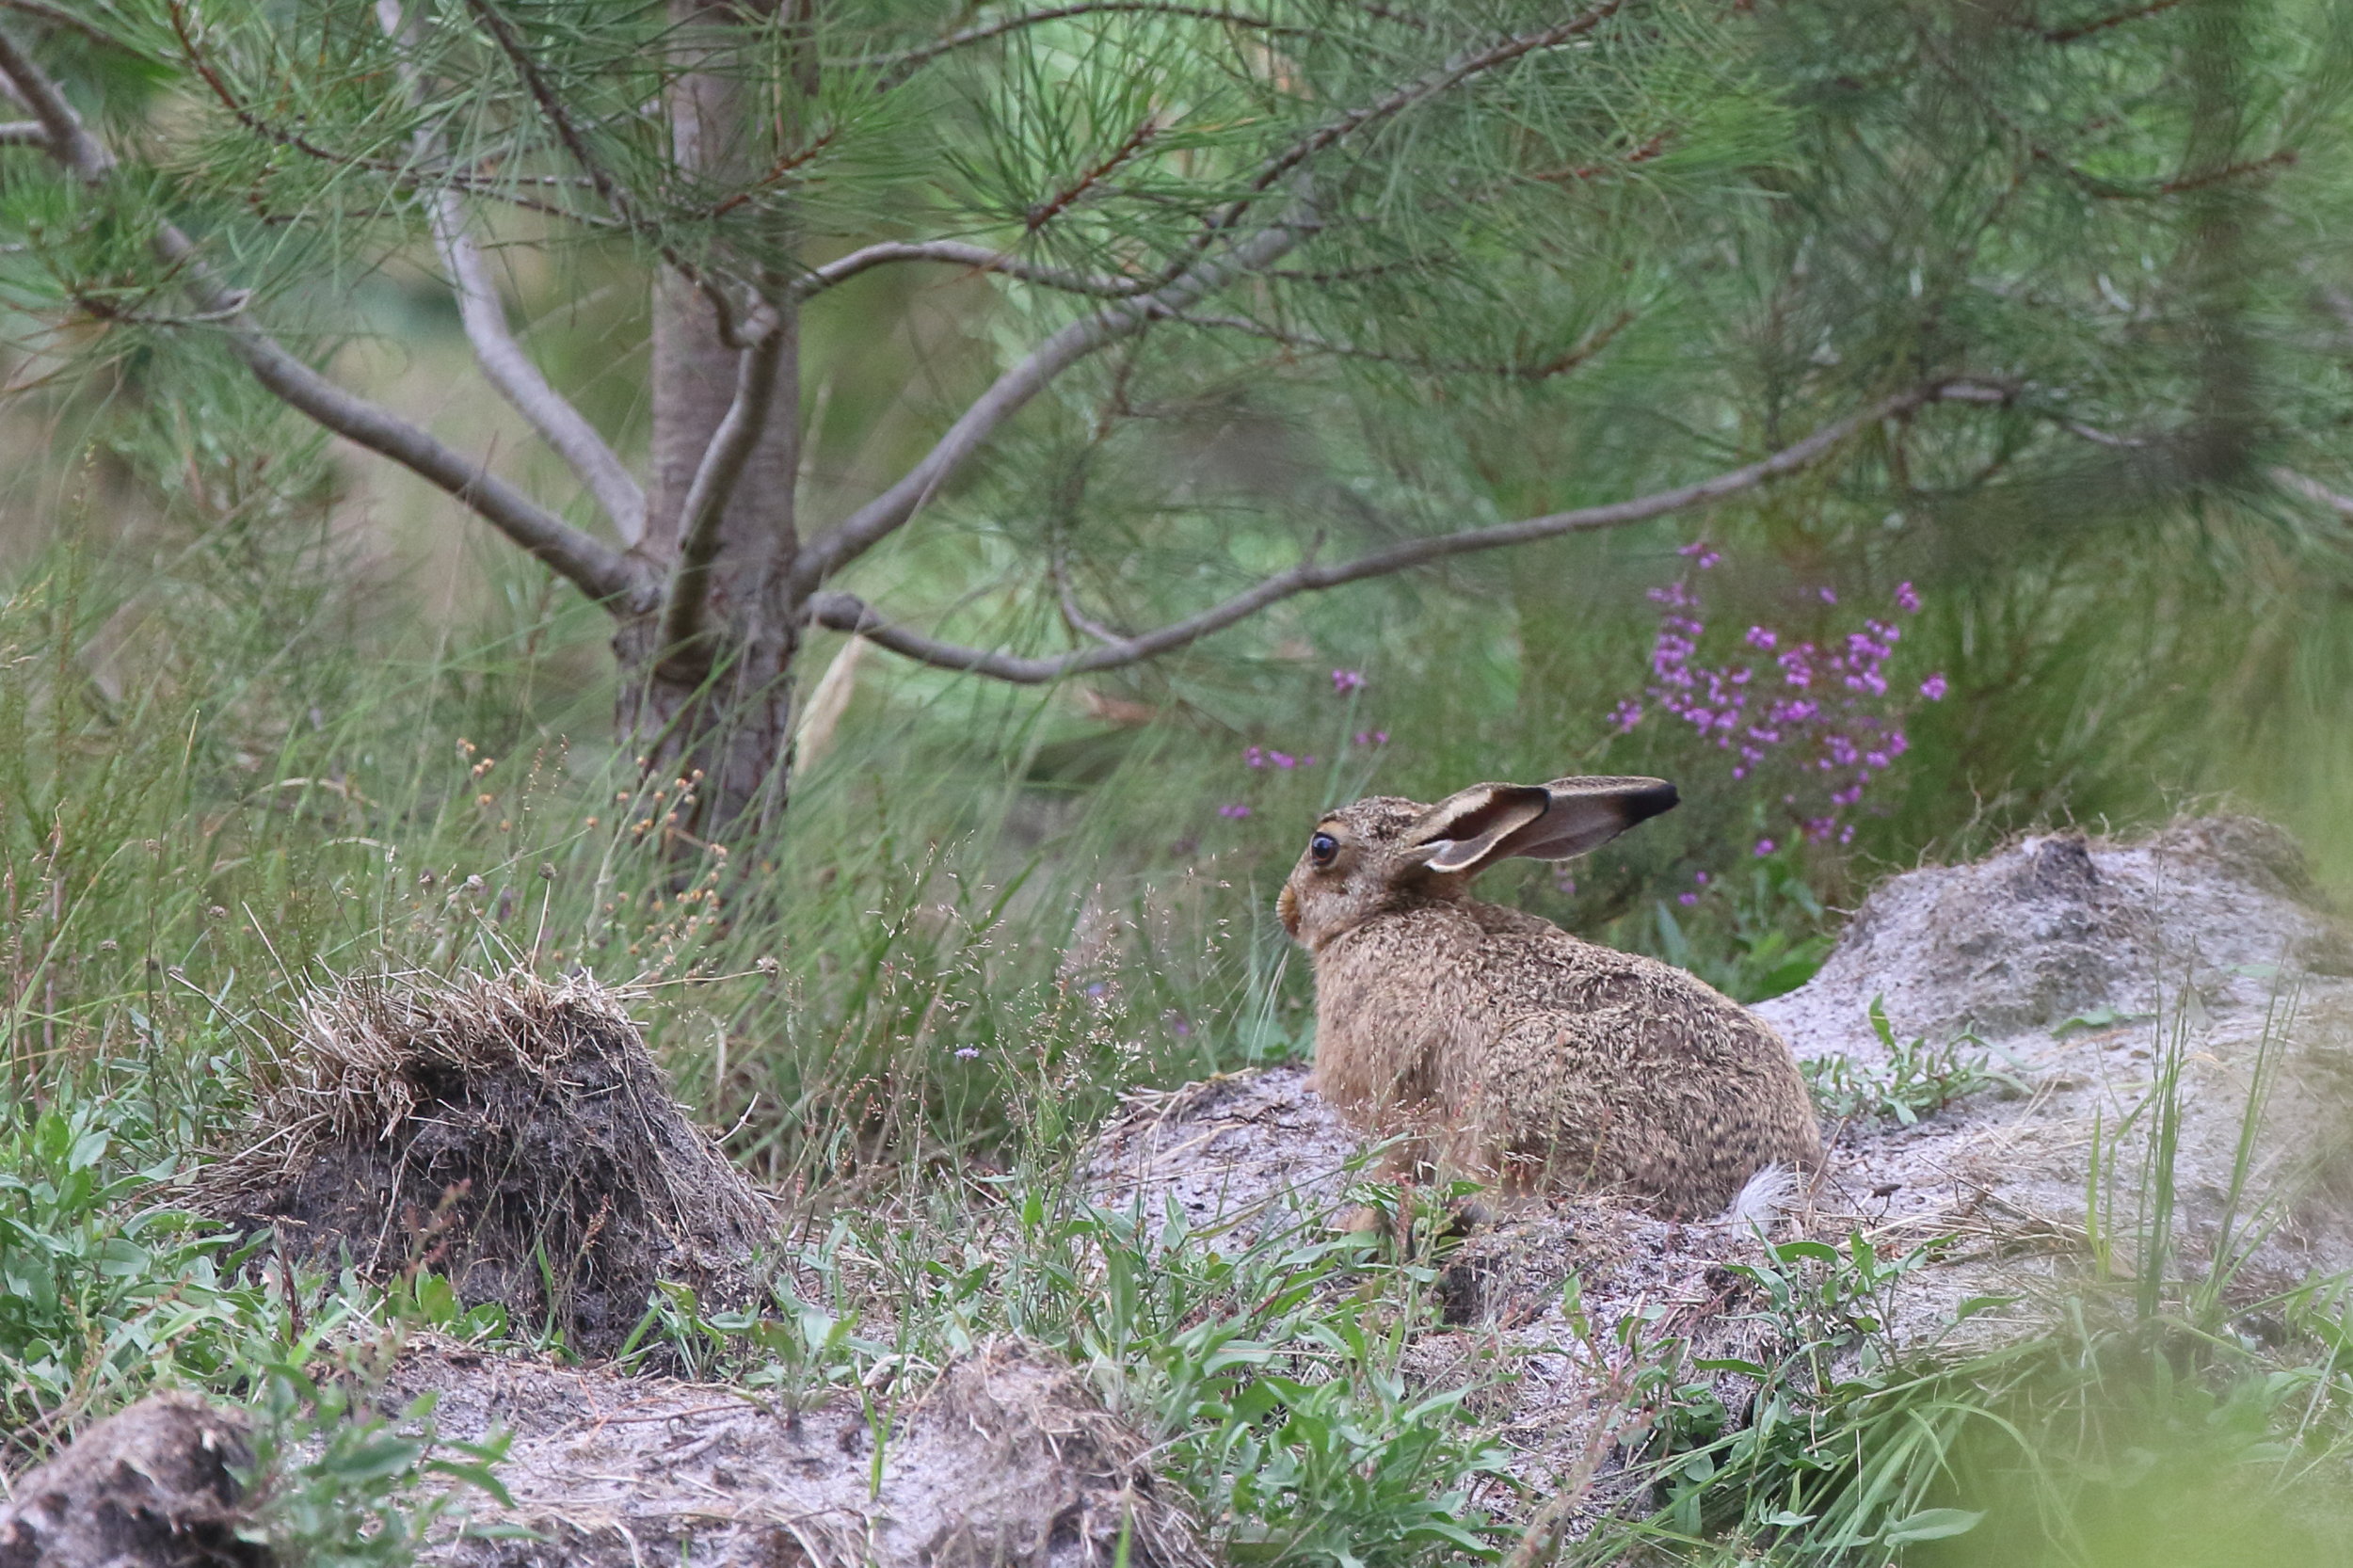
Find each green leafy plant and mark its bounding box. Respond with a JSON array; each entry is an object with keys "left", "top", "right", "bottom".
[
  {"left": 1803, "top": 1000, "right": 2022, "bottom": 1127},
  {"left": 1647, "top": 846, "right": 1837, "bottom": 1003},
  {"left": 379, "top": 1269, "right": 510, "bottom": 1345},
  {"left": 240, "top": 1361, "right": 518, "bottom": 1567},
  {"left": 0, "top": 1104, "right": 252, "bottom": 1448}
]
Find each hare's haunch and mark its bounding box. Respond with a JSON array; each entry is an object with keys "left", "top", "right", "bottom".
[{"left": 1278, "top": 776, "right": 1822, "bottom": 1219}]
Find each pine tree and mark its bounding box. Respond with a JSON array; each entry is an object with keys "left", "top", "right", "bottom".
[{"left": 3, "top": 0, "right": 2347, "bottom": 839}]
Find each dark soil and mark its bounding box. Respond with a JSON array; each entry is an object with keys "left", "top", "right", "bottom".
[
  {"left": 0, "top": 1393, "right": 264, "bottom": 1568},
  {"left": 189, "top": 970, "right": 776, "bottom": 1358}
]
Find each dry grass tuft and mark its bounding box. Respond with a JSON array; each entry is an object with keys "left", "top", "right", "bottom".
[{"left": 191, "top": 968, "right": 776, "bottom": 1357}]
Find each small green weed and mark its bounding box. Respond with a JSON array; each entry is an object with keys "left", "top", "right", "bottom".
[
  {"left": 241, "top": 1358, "right": 518, "bottom": 1566},
  {"left": 1803, "top": 999, "right": 2021, "bottom": 1126}
]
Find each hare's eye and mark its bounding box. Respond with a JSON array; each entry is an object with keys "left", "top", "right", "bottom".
[{"left": 1309, "top": 832, "right": 1338, "bottom": 867}]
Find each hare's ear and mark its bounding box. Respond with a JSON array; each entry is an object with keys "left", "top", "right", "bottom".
[
  {"left": 1406, "top": 783, "right": 1553, "bottom": 874},
  {"left": 1494, "top": 776, "right": 1680, "bottom": 861}
]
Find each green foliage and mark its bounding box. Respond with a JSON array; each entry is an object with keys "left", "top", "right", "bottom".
[
  {"left": 1645, "top": 847, "right": 1837, "bottom": 1003},
  {"left": 240, "top": 1363, "right": 517, "bottom": 1567},
  {"left": 1801, "top": 1000, "right": 2023, "bottom": 1127},
  {"left": 606, "top": 1189, "right": 1510, "bottom": 1566},
  {"left": 0, "top": 1101, "right": 251, "bottom": 1449}
]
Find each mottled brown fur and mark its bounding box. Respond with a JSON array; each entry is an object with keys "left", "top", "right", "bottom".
[{"left": 1278, "top": 778, "right": 1823, "bottom": 1219}]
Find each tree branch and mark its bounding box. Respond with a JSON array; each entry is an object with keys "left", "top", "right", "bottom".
[
  {"left": 2038, "top": 0, "right": 2185, "bottom": 44},
  {"left": 793, "top": 8, "right": 1629, "bottom": 597},
  {"left": 1176, "top": 306, "right": 1635, "bottom": 380},
  {"left": 424, "top": 196, "right": 649, "bottom": 553},
  {"left": 2271, "top": 467, "right": 2353, "bottom": 522},
  {"left": 1026, "top": 115, "right": 1159, "bottom": 232},
  {"left": 1048, "top": 546, "right": 1124, "bottom": 643},
  {"left": 1181, "top": 2, "right": 1625, "bottom": 268},
  {"left": 840, "top": 4, "right": 1308, "bottom": 85},
  {"left": 0, "top": 2, "right": 137, "bottom": 51},
  {"left": 810, "top": 381, "right": 1987, "bottom": 682},
  {"left": 790, "top": 238, "right": 1145, "bottom": 301},
  {"left": 0, "top": 25, "right": 648, "bottom": 610},
  {"left": 790, "top": 199, "right": 1316, "bottom": 595},
  {"left": 377, "top": 0, "right": 647, "bottom": 545},
  {"left": 465, "top": 0, "right": 735, "bottom": 315},
  {"left": 176, "top": 0, "right": 613, "bottom": 229},
  {"left": 659, "top": 313, "right": 789, "bottom": 672}
]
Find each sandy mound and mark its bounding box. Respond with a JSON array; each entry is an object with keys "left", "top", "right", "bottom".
[
  {"left": 1083, "top": 816, "right": 2353, "bottom": 1512},
  {"left": 1762, "top": 816, "right": 2352, "bottom": 1055},
  {"left": 1758, "top": 816, "right": 2353, "bottom": 1298},
  {"left": 1086, "top": 1067, "right": 1365, "bottom": 1240},
  {"left": 190, "top": 971, "right": 776, "bottom": 1359},
  {"left": 0, "top": 1392, "right": 261, "bottom": 1568},
  {"left": 388, "top": 1336, "right": 1203, "bottom": 1567}
]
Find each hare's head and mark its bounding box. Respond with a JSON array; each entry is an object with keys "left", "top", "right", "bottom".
[{"left": 1276, "top": 776, "right": 1679, "bottom": 949}]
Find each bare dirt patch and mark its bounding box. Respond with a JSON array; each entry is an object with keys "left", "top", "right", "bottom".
[
  {"left": 389, "top": 1336, "right": 1203, "bottom": 1568},
  {"left": 0, "top": 1392, "right": 262, "bottom": 1568},
  {"left": 188, "top": 970, "right": 776, "bottom": 1359}
]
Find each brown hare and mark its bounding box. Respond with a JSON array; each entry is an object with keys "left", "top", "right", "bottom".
[{"left": 1276, "top": 776, "right": 1822, "bottom": 1220}]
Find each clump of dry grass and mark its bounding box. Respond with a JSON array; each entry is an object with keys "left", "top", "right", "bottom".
[{"left": 191, "top": 968, "right": 776, "bottom": 1357}]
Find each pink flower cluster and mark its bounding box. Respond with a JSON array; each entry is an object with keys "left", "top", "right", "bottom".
[
  {"left": 1220, "top": 669, "right": 1386, "bottom": 824},
  {"left": 1619, "top": 548, "right": 1945, "bottom": 856}
]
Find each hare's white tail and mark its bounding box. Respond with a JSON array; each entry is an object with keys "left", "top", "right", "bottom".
[{"left": 1722, "top": 1162, "right": 1801, "bottom": 1231}]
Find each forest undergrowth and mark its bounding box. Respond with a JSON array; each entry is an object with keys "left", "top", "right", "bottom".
[{"left": 8, "top": 488, "right": 2353, "bottom": 1565}]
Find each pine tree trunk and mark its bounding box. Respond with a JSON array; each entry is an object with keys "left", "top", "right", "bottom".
[{"left": 616, "top": 0, "right": 803, "bottom": 842}]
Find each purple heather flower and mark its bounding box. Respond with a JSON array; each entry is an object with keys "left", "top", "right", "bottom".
[
  {"left": 1331, "top": 668, "right": 1366, "bottom": 694},
  {"left": 1818, "top": 585, "right": 1839, "bottom": 604},
  {"left": 1085, "top": 982, "right": 1107, "bottom": 998},
  {"left": 1746, "top": 626, "right": 1778, "bottom": 650},
  {"left": 1920, "top": 673, "right": 1948, "bottom": 700},
  {"left": 1243, "top": 745, "right": 1266, "bottom": 768},
  {"left": 1678, "top": 891, "right": 1700, "bottom": 905},
  {"left": 1300, "top": 755, "right": 1318, "bottom": 767},
  {"left": 1754, "top": 838, "right": 1777, "bottom": 856},
  {"left": 1353, "top": 729, "right": 1389, "bottom": 746},
  {"left": 1609, "top": 699, "right": 1643, "bottom": 733},
  {"left": 954, "top": 1047, "right": 980, "bottom": 1060},
  {"left": 1218, "top": 803, "right": 1252, "bottom": 819},
  {"left": 1693, "top": 871, "right": 1711, "bottom": 886},
  {"left": 1896, "top": 581, "right": 1922, "bottom": 613},
  {"left": 1171, "top": 1018, "right": 1192, "bottom": 1036},
  {"left": 1270, "top": 751, "right": 1296, "bottom": 769},
  {"left": 1676, "top": 539, "right": 1710, "bottom": 557}
]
